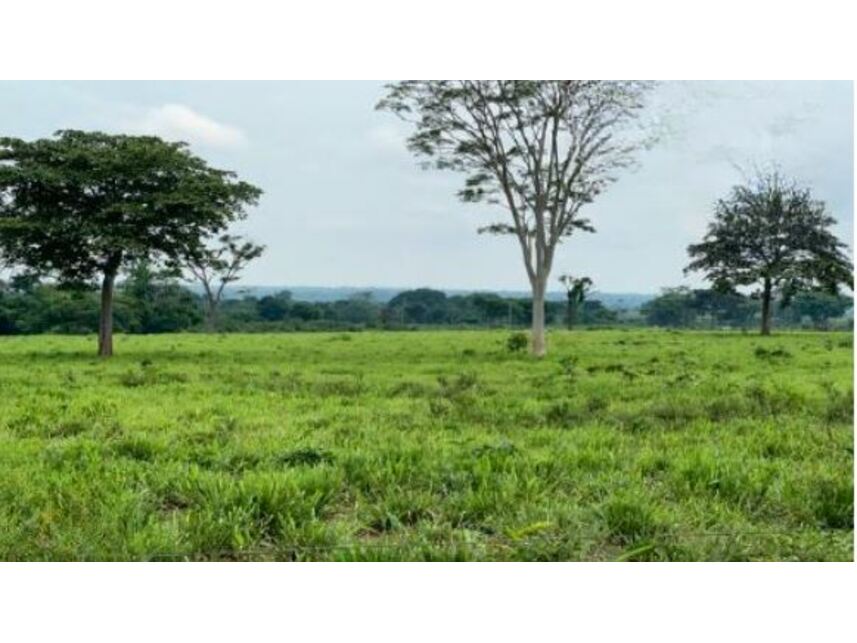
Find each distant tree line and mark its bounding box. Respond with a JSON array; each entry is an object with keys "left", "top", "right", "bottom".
[
  {"left": 640, "top": 287, "right": 852, "bottom": 330},
  {"left": 1, "top": 274, "right": 850, "bottom": 336}
]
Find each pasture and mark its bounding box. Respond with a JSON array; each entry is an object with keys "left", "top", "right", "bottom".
[{"left": 0, "top": 329, "right": 852, "bottom": 561}]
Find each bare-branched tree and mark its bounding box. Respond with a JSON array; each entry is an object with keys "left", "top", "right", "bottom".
[
  {"left": 184, "top": 234, "right": 265, "bottom": 331},
  {"left": 378, "top": 80, "right": 656, "bottom": 355}
]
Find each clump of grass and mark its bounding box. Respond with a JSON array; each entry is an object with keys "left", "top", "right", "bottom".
[
  {"left": 599, "top": 363, "right": 638, "bottom": 381},
  {"left": 557, "top": 356, "right": 577, "bottom": 382},
  {"left": 705, "top": 393, "right": 751, "bottom": 421},
  {"left": 437, "top": 372, "right": 478, "bottom": 399},
  {"left": 119, "top": 367, "right": 189, "bottom": 388},
  {"left": 544, "top": 400, "right": 585, "bottom": 427},
  {"left": 389, "top": 380, "right": 432, "bottom": 398},
  {"left": 313, "top": 375, "right": 365, "bottom": 397},
  {"left": 811, "top": 478, "right": 854, "bottom": 529},
  {"left": 647, "top": 398, "right": 701, "bottom": 425},
  {"left": 602, "top": 495, "right": 663, "bottom": 545},
  {"left": 47, "top": 419, "right": 90, "bottom": 438},
  {"left": 428, "top": 397, "right": 455, "bottom": 416},
  {"left": 612, "top": 412, "right": 654, "bottom": 433},
  {"left": 180, "top": 472, "right": 339, "bottom": 557},
  {"left": 820, "top": 382, "right": 853, "bottom": 424},
  {"left": 753, "top": 346, "right": 792, "bottom": 360},
  {"left": 276, "top": 447, "right": 335, "bottom": 468},
  {"left": 472, "top": 440, "right": 518, "bottom": 458},
  {"left": 637, "top": 451, "right": 671, "bottom": 477},
  {"left": 586, "top": 395, "right": 609, "bottom": 413},
  {"left": 113, "top": 436, "right": 164, "bottom": 462},
  {"left": 744, "top": 383, "right": 805, "bottom": 415}
]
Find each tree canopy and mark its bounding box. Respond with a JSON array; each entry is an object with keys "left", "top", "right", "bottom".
[
  {"left": 0, "top": 130, "right": 262, "bottom": 354},
  {"left": 378, "top": 80, "right": 655, "bottom": 355},
  {"left": 685, "top": 171, "right": 852, "bottom": 335}
]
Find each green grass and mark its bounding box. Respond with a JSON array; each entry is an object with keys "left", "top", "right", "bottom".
[{"left": 0, "top": 329, "right": 852, "bottom": 561}]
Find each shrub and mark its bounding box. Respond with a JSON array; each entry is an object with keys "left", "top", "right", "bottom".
[{"left": 506, "top": 332, "right": 529, "bottom": 353}]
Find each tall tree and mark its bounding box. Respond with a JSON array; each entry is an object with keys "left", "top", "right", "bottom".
[
  {"left": 184, "top": 234, "right": 265, "bottom": 331},
  {"left": 0, "top": 130, "right": 261, "bottom": 355},
  {"left": 685, "top": 171, "right": 852, "bottom": 335},
  {"left": 378, "top": 81, "right": 654, "bottom": 355},
  {"left": 558, "top": 274, "right": 593, "bottom": 329}
]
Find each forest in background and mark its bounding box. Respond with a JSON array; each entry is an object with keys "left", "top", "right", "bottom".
[{"left": 1, "top": 261, "right": 851, "bottom": 335}]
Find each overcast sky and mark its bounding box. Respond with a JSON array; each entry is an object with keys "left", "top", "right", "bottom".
[{"left": 1, "top": 81, "right": 852, "bottom": 293}]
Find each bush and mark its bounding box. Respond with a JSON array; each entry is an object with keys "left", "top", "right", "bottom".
[{"left": 506, "top": 332, "right": 529, "bottom": 353}]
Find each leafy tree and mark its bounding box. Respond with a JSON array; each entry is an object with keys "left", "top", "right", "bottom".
[
  {"left": 469, "top": 292, "right": 515, "bottom": 326},
  {"left": 0, "top": 130, "right": 261, "bottom": 355},
  {"left": 288, "top": 300, "right": 322, "bottom": 322},
  {"left": 578, "top": 299, "right": 618, "bottom": 325},
  {"left": 120, "top": 260, "right": 202, "bottom": 333},
  {"left": 642, "top": 288, "right": 759, "bottom": 329},
  {"left": 777, "top": 292, "right": 853, "bottom": 329},
  {"left": 184, "top": 234, "right": 265, "bottom": 331},
  {"left": 257, "top": 291, "right": 293, "bottom": 322},
  {"left": 378, "top": 81, "right": 655, "bottom": 355},
  {"left": 333, "top": 292, "right": 380, "bottom": 326},
  {"left": 686, "top": 171, "right": 852, "bottom": 335},
  {"left": 558, "top": 274, "right": 593, "bottom": 329},
  {"left": 641, "top": 287, "right": 696, "bottom": 327},
  {"left": 387, "top": 288, "right": 448, "bottom": 324}
]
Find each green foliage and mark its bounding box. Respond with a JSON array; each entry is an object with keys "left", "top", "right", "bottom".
[
  {"left": 642, "top": 286, "right": 851, "bottom": 330},
  {"left": 506, "top": 332, "right": 529, "bottom": 353},
  {"left": 0, "top": 329, "right": 851, "bottom": 561},
  {"left": 559, "top": 274, "right": 594, "bottom": 328},
  {"left": 686, "top": 171, "right": 853, "bottom": 334},
  {"left": 0, "top": 131, "right": 262, "bottom": 283},
  {"left": 377, "top": 81, "right": 656, "bottom": 355},
  {"left": 1, "top": 279, "right": 850, "bottom": 336},
  {"left": 0, "top": 130, "right": 261, "bottom": 354}
]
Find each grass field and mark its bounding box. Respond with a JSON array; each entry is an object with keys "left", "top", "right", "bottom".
[{"left": 0, "top": 329, "right": 852, "bottom": 561}]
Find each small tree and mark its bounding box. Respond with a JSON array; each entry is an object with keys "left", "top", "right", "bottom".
[
  {"left": 378, "top": 81, "right": 655, "bottom": 356},
  {"left": 558, "top": 274, "right": 593, "bottom": 329},
  {"left": 686, "top": 171, "right": 853, "bottom": 335},
  {"left": 184, "top": 234, "right": 265, "bottom": 330},
  {"left": 0, "top": 130, "right": 261, "bottom": 355}
]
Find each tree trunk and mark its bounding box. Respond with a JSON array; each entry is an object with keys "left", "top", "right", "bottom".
[
  {"left": 204, "top": 298, "right": 217, "bottom": 332},
  {"left": 760, "top": 277, "right": 773, "bottom": 336},
  {"left": 201, "top": 284, "right": 220, "bottom": 332},
  {"left": 531, "top": 280, "right": 547, "bottom": 357},
  {"left": 98, "top": 268, "right": 117, "bottom": 357}
]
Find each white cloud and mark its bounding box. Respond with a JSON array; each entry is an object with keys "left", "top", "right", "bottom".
[{"left": 126, "top": 103, "right": 246, "bottom": 148}]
